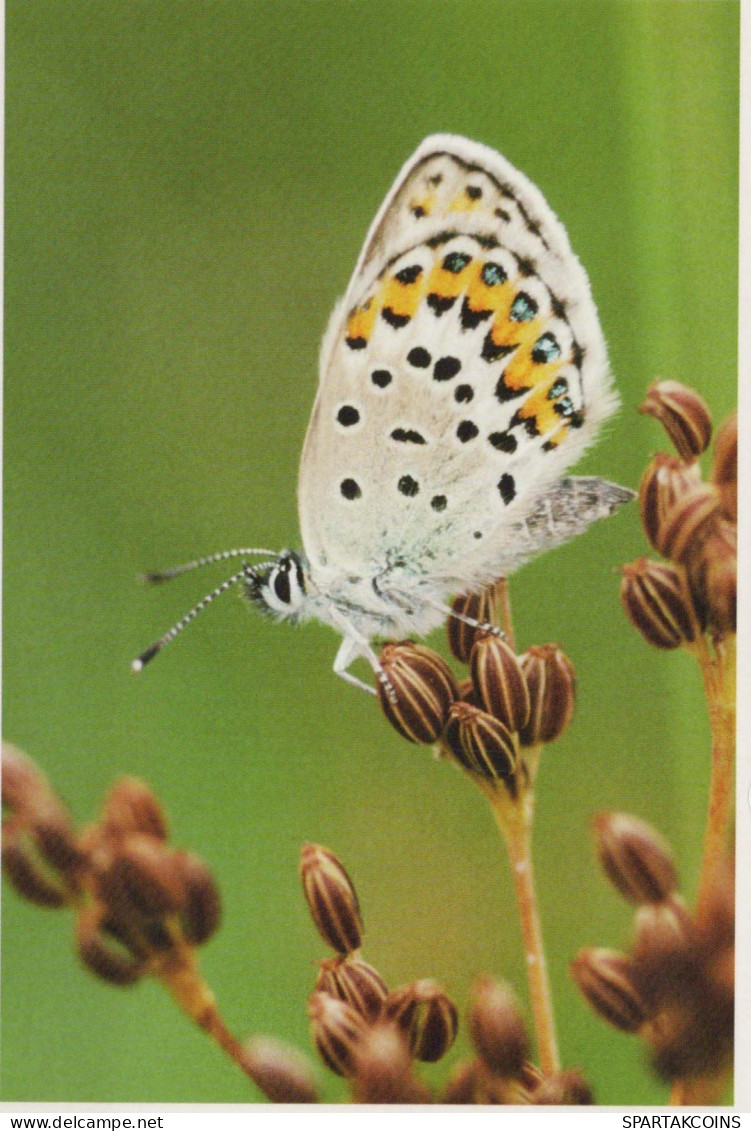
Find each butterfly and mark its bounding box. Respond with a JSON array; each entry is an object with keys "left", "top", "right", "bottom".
[{"left": 134, "top": 135, "right": 632, "bottom": 694}]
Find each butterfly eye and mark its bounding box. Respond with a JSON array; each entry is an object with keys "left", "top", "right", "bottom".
[{"left": 273, "top": 567, "right": 291, "bottom": 605}]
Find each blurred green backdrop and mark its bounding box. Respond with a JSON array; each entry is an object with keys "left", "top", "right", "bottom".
[{"left": 3, "top": 0, "right": 738, "bottom": 1105}]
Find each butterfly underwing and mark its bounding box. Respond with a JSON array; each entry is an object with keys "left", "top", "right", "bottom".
[{"left": 135, "top": 135, "right": 633, "bottom": 693}]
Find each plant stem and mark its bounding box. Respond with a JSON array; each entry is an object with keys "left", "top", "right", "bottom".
[
  {"left": 484, "top": 784, "right": 560, "bottom": 1076},
  {"left": 158, "top": 942, "right": 247, "bottom": 1067},
  {"left": 494, "top": 578, "right": 516, "bottom": 651}
]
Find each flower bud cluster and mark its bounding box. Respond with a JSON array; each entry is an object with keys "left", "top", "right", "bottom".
[
  {"left": 442, "top": 977, "right": 592, "bottom": 1105},
  {"left": 2, "top": 745, "right": 221, "bottom": 988},
  {"left": 572, "top": 813, "right": 733, "bottom": 1082},
  {"left": 301, "top": 842, "right": 457, "bottom": 1101},
  {"left": 624, "top": 383, "right": 736, "bottom": 643},
  {"left": 377, "top": 624, "right": 576, "bottom": 797}
]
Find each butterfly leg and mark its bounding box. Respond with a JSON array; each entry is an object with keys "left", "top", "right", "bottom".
[
  {"left": 387, "top": 586, "right": 504, "bottom": 639},
  {"left": 332, "top": 629, "right": 398, "bottom": 701}
]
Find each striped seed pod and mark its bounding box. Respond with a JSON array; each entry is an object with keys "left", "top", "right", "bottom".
[
  {"left": 468, "top": 977, "right": 529, "bottom": 1078},
  {"left": 377, "top": 642, "right": 459, "bottom": 743},
  {"left": 619, "top": 558, "right": 704, "bottom": 649},
  {"left": 447, "top": 587, "right": 500, "bottom": 662},
  {"left": 382, "top": 979, "right": 459, "bottom": 1063},
  {"left": 518, "top": 645, "right": 576, "bottom": 746},
  {"left": 639, "top": 453, "right": 701, "bottom": 551},
  {"left": 639, "top": 380, "right": 712, "bottom": 462},
  {"left": 654, "top": 481, "right": 721, "bottom": 565},
  {"left": 308, "top": 992, "right": 367, "bottom": 1077},
  {"left": 469, "top": 633, "right": 530, "bottom": 732},
  {"left": 686, "top": 519, "right": 737, "bottom": 637},
  {"left": 711, "top": 413, "right": 737, "bottom": 523},
  {"left": 443, "top": 701, "right": 517, "bottom": 780},
  {"left": 593, "top": 812, "right": 678, "bottom": 904},
  {"left": 570, "top": 949, "right": 649, "bottom": 1032},
  {"left": 315, "top": 956, "right": 388, "bottom": 1021},
  {"left": 300, "top": 843, "right": 363, "bottom": 954}
]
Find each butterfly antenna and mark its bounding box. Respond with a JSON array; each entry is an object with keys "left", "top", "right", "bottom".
[
  {"left": 132, "top": 565, "right": 254, "bottom": 672},
  {"left": 141, "top": 547, "right": 277, "bottom": 584}
]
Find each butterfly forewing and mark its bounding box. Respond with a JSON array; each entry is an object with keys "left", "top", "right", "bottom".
[{"left": 299, "top": 136, "right": 618, "bottom": 592}]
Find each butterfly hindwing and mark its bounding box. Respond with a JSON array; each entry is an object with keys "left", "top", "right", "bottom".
[{"left": 299, "top": 136, "right": 618, "bottom": 592}]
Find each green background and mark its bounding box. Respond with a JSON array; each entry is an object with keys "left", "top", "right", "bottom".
[{"left": 3, "top": 0, "right": 738, "bottom": 1106}]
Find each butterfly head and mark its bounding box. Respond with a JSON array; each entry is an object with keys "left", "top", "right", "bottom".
[{"left": 244, "top": 549, "right": 308, "bottom": 622}]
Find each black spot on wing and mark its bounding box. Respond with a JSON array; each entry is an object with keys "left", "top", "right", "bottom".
[
  {"left": 340, "top": 479, "right": 361, "bottom": 500},
  {"left": 381, "top": 307, "right": 410, "bottom": 328},
  {"left": 398, "top": 475, "right": 420, "bottom": 497},
  {"left": 433, "top": 356, "right": 461, "bottom": 381},
  {"left": 407, "top": 347, "right": 431, "bottom": 368},
  {"left": 427, "top": 293, "right": 457, "bottom": 316},
  {"left": 460, "top": 298, "right": 493, "bottom": 331},
  {"left": 498, "top": 474, "right": 516, "bottom": 505},
  {"left": 391, "top": 428, "right": 426, "bottom": 445},
  {"left": 371, "top": 369, "right": 392, "bottom": 388}
]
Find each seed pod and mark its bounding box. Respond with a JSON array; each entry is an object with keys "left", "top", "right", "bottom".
[
  {"left": 2, "top": 833, "right": 71, "bottom": 908},
  {"left": 378, "top": 642, "right": 459, "bottom": 744},
  {"left": 101, "top": 777, "right": 169, "bottom": 842},
  {"left": 631, "top": 900, "right": 697, "bottom": 983},
  {"left": 97, "top": 835, "right": 185, "bottom": 923},
  {"left": 570, "top": 949, "right": 649, "bottom": 1032},
  {"left": 468, "top": 977, "right": 529, "bottom": 1077},
  {"left": 654, "top": 482, "right": 721, "bottom": 565},
  {"left": 382, "top": 979, "right": 458, "bottom": 1062},
  {"left": 315, "top": 956, "right": 388, "bottom": 1021},
  {"left": 76, "top": 907, "right": 146, "bottom": 986},
  {"left": 241, "top": 1037, "right": 319, "bottom": 1103},
  {"left": 532, "top": 1069, "right": 594, "bottom": 1105},
  {"left": 447, "top": 588, "right": 500, "bottom": 662},
  {"left": 1, "top": 743, "right": 52, "bottom": 815},
  {"left": 469, "top": 633, "right": 530, "bottom": 731},
  {"left": 518, "top": 645, "right": 576, "bottom": 745},
  {"left": 300, "top": 843, "right": 363, "bottom": 955},
  {"left": 350, "top": 1023, "right": 432, "bottom": 1104},
  {"left": 711, "top": 413, "right": 737, "bottom": 523},
  {"left": 639, "top": 453, "right": 701, "bottom": 551},
  {"left": 442, "top": 1059, "right": 480, "bottom": 1104},
  {"left": 639, "top": 380, "right": 712, "bottom": 461},
  {"left": 593, "top": 812, "right": 678, "bottom": 904},
  {"left": 620, "top": 558, "right": 704, "bottom": 649},
  {"left": 686, "top": 520, "right": 737, "bottom": 637},
  {"left": 443, "top": 701, "right": 517, "bottom": 780},
  {"left": 308, "top": 992, "right": 366, "bottom": 1077},
  {"left": 174, "top": 850, "right": 222, "bottom": 945}
]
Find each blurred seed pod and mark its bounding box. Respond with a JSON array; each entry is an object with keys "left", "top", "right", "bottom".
[
  {"left": 531, "top": 1069, "right": 594, "bottom": 1106},
  {"left": 1, "top": 743, "right": 52, "bottom": 815},
  {"left": 631, "top": 900, "right": 698, "bottom": 1003},
  {"left": 518, "top": 645, "right": 576, "bottom": 746},
  {"left": 308, "top": 992, "right": 367, "bottom": 1077},
  {"left": 686, "top": 519, "right": 737, "bottom": 637},
  {"left": 468, "top": 977, "right": 529, "bottom": 1078},
  {"left": 382, "top": 979, "right": 458, "bottom": 1063},
  {"left": 570, "top": 949, "right": 649, "bottom": 1033},
  {"left": 377, "top": 642, "right": 458, "bottom": 744},
  {"left": 300, "top": 843, "right": 363, "bottom": 955},
  {"left": 96, "top": 835, "right": 186, "bottom": 923},
  {"left": 619, "top": 558, "right": 704, "bottom": 649},
  {"left": 443, "top": 701, "right": 517, "bottom": 781},
  {"left": 241, "top": 1036, "right": 319, "bottom": 1103},
  {"left": 350, "top": 1023, "right": 432, "bottom": 1104},
  {"left": 711, "top": 413, "right": 737, "bottom": 523},
  {"left": 315, "top": 956, "right": 387, "bottom": 1022},
  {"left": 654, "top": 482, "right": 722, "bottom": 565},
  {"left": 469, "top": 633, "right": 530, "bottom": 732},
  {"left": 174, "top": 850, "right": 222, "bottom": 945},
  {"left": 447, "top": 588, "right": 500, "bottom": 662},
  {"left": 76, "top": 907, "right": 147, "bottom": 986},
  {"left": 2, "top": 830, "right": 72, "bottom": 908},
  {"left": 442, "top": 1059, "right": 480, "bottom": 1104},
  {"left": 593, "top": 812, "right": 678, "bottom": 904},
  {"left": 639, "top": 381, "right": 712, "bottom": 462},
  {"left": 100, "top": 777, "right": 169, "bottom": 842},
  {"left": 639, "top": 453, "right": 701, "bottom": 551}
]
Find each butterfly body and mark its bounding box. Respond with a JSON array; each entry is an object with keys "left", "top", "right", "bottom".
[{"left": 135, "top": 136, "right": 633, "bottom": 691}]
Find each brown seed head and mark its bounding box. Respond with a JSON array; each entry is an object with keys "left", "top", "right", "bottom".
[
  {"left": 619, "top": 558, "right": 704, "bottom": 649},
  {"left": 468, "top": 977, "right": 529, "bottom": 1077},
  {"left": 654, "top": 482, "right": 722, "bottom": 565},
  {"left": 378, "top": 642, "right": 459, "bottom": 744},
  {"left": 470, "top": 633, "right": 530, "bottom": 732},
  {"left": 532, "top": 1069, "right": 594, "bottom": 1106},
  {"left": 75, "top": 907, "right": 147, "bottom": 986},
  {"left": 593, "top": 812, "right": 678, "bottom": 904},
  {"left": 300, "top": 843, "right": 363, "bottom": 955},
  {"left": 639, "top": 453, "right": 702, "bottom": 551},
  {"left": 686, "top": 520, "right": 737, "bottom": 637},
  {"left": 315, "top": 956, "right": 387, "bottom": 1021},
  {"left": 570, "top": 949, "right": 648, "bottom": 1032},
  {"left": 447, "top": 588, "right": 500, "bottom": 662},
  {"left": 350, "top": 1022, "right": 432, "bottom": 1104},
  {"left": 100, "top": 777, "right": 169, "bottom": 842},
  {"left": 96, "top": 835, "right": 186, "bottom": 924},
  {"left": 240, "top": 1036, "right": 319, "bottom": 1103},
  {"left": 174, "top": 850, "right": 222, "bottom": 945},
  {"left": 307, "top": 991, "right": 367, "bottom": 1077},
  {"left": 711, "top": 413, "right": 737, "bottom": 523},
  {"left": 639, "top": 381, "right": 712, "bottom": 461},
  {"left": 518, "top": 645, "right": 576, "bottom": 745},
  {"left": 443, "top": 701, "right": 517, "bottom": 781},
  {"left": 382, "top": 979, "right": 458, "bottom": 1063}
]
